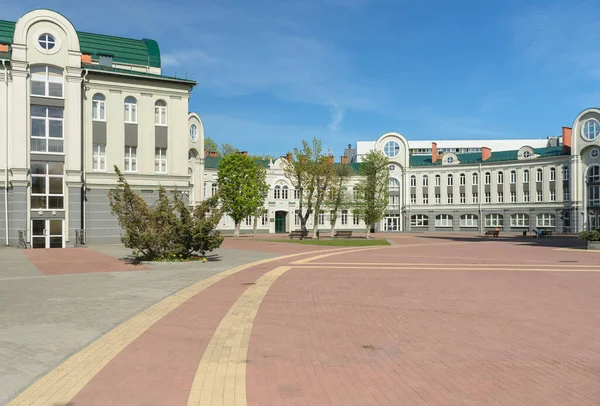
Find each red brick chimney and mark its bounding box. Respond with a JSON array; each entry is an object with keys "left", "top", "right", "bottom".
[
  {"left": 562, "top": 127, "right": 572, "bottom": 153},
  {"left": 0, "top": 44, "right": 9, "bottom": 52},
  {"left": 432, "top": 142, "right": 438, "bottom": 164},
  {"left": 341, "top": 156, "right": 348, "bottom": 164},
  {"left": 240, "top": 151, "right": 248, "bottom": 156},
  {"left": 208, "top": 151, "right": 217, "bottom": 158},
  {"left": 81, "top": 53, "right": 92, "bottom": 64},
  {"left": 482, "top": 146, "right": 492, "bottom": 161},
  {"left": 328, "top": 156, "right": 334, "bottom": 164}
]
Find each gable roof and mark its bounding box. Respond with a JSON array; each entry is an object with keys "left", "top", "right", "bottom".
[{"left": 0, "top": 19, "right": 161, "bottom": 68}]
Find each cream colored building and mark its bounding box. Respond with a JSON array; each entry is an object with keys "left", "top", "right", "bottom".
[{"left": 0, "top": 9, "right": 201, "bottom": 247}]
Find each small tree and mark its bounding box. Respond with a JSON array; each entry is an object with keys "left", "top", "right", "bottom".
[
  {"left": 326, "top": 163, "right": 353, "bottom": 237},
  {"left": 205, "top": 137, "right": 219, "bottom": 155},
  {"left": 311, "top": 155, "right": 335, "bottom": 239},
  {"left": 220, "top": 143, "right": 238, "bottom": 156},
  {"left": 354, "top": 151, "right": 390, "bottom": 238},
  {"left": 217, "top": 153, "right": 269, "bottom": 237},
  {"left": 108, "top": 167, "right": 223, "bottom": 260}
]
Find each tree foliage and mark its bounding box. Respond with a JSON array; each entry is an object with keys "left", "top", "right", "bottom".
[
  {"left": 220, "top": 143, "right": 239, "bottom": 156},
  {"left": 326, "top": 163, "right": 354, "bottom": 237},
  {"left": 217, "top": 153, "right": 269, "bottom": 237},
  {"left": 204, "top": 137, "right": 219, "bottom": 155},
  {"left": 108, "top": 167, "right": 224, "bottom": 260},
  {"left": 354, "top": 150, "right": 390, "bottom": 237}
]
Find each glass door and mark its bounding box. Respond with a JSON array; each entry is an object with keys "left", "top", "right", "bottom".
[{"left": 31, "top": 219, "right": 63, "bottom": 248}]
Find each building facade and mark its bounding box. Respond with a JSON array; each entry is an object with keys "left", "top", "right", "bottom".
[
  {"left": 206, "top": 110, "right": 600, "bottom": 235},
  {"left": 0, "top": 9, "right": 199, "bottom": 247}
]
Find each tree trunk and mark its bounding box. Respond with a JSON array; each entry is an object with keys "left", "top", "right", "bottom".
[
  {"left": 330, "top": 225, "right": 335, "bottom": 238},
  {"left": 366, "top": 226, "right": 371, "bottom": 239},
  {"left": 312, "top": 222, "right": 319, "bottom": 240},
  {"left": 252, "top": 216, "right": 258, "bottom": 237},
  {"left": 234, "top": 222, "right": 240, "bottom": 237}
]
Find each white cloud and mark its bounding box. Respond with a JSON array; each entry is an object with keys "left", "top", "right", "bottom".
[{"left": 328, "top": 102, "right": 344, "bottom": 131}]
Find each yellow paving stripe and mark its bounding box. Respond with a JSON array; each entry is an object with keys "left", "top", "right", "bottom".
[
  {"left": 303, "top": 262, "right": 600, "bottom": 268},
  {"left": 554, "top": 247, "right": 600, "bottom": 253},
  {"left": 187, "top": 266, "right": 292, "bottom": 406},
  {"left": 291, "top": 246, "right": 390, "bottom": 264},
  {"left": 7, "top": 247, "right": 359, "bottom": 406},
  {"left": 292, "top": 265, "right": 600, "bottom": 272}
]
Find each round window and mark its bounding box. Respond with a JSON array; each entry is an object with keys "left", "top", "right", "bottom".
[
  {"left": 388, "top": 164, "right": 396, "bottom": 172},
  {"left": 447, "top": 157, "right": 454, "bottom": 164},
  {"left": 383, "top": 141, "right": 400, "bottom": 158},
  {"left": 523, "top": 150, "right": 531, "bottom": 158},
  {"left": 189, "top": 124, "right": 197, "bottom": 142},
  {"left": 591, "top": 148, "right": 600, "bottom": 159},
  {"left": 583, "top": 119, "right": 600, "bottom": 140},
  {"left": 38, "top": 34, "right": 56, "bottom": 50}
]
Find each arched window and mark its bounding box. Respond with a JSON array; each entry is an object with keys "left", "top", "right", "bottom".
[
  {"left": 422, "top": 175, "right": 428, "bottom": 186},
  {"left": 523, "top": 169, "right": 530, "bottom": 183},
  {"left": 389, "top": 178, "right": 400, "bottom": 191},
  {"left": 155, "top": 100, "right": 167, "bottom": 125},
  {"left": 282, "top": 185, "right": 289, "bottom": 200},
  {"left": 550, "top": 168, "right": 556, "bottom": 181},
  {"left": 211, "top": 183, "right": 218, "bottom": 196},
  {"left": 510, "top": 170, "right": 517, "bottom": 183},
  {"left": 30, "top": 65, "right": 63, "bottom": 97},
  {"left": 459, "top": 173, "right": 466, "bottom": 185},
  {"left": 485, "top": 172, "right": 491, "bottom": 185},
  {"left": 536, "top": 168, "right": 543, "bottom": 182},
  {"left": 472, "top": 173, "right": 478, "bottom": 185},
  {"left": 92, "top": 94, "right": 106, "bottom": 121},
  {"left": 447, "top": 174, "right": 453, "bottom": 186},
  {"left": 189, "top": 124, "right": 198, "bottom": 142},
  {"left": 485, "top": 213, "right": 504, "bottom": 227},
  {"left": 587, "top": 166, "right": 600, "bottom": 183},
  {"left": 435, "top": 214, "right": 453, "bottom": 227},
  {"left": 124, "top": 96, "right": 137, "bottom": 123},
  {"left": 510, "top": 213, "right": 529, "bottom": 227},
  {"left": 587, "top": 166, "right": 600, "bottom": 207},
  {"left": 536, "top": 213, "right": 555, "bottom": 227},
  {"left": 583, "top": 119, "right": 600, "bottom": 140},
  {"left": 410, "top": 175, "right": 416, "bottom": 187},
  {"left": 460, "top": 214, "right": 478, "bottom": 227},
  {"left": 188, "top": 148, "right": 199, "bottom": 160},
  {"left": 274, "top": 185, "right": 281, "bottom": 199},
  {"left": 411, "top": 214, "right": 428, "bottom": 227},
  {"left": 562, "top": 166, "right": 569, "bottom": 181},
  {"left": 435, "top": 174, "right": 441, "bottom": 186},
  {"left": 497, "top": 171, "right": 504, "bottom": 184}
]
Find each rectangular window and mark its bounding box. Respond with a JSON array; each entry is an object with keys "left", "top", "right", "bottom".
[
  {"left": 472, "top": 173, "right": 478, "bottom": 185},
  {"left": 435, "top": 176, "right": 441, "bottom": 186},
  {"left": 155, "top": 148, "right": 167, "bottom": 173},
  {"left": 318, "top": 211, "right": 325, "bottom": 225},
  {"left": 155, "top": 104, "right": 167, "bottom": 125},
  {"left": 550, "top": 168, "right": 556, "bottom": 181},
  {"left": 435, "top": 194, "right": 441, "bottom": 204},
  {"left": 294, "top": 189, "right": 301, "bottom": 200},
  {"left": 30, "top": 66, "right": 63, "bottom": 98},
  {"left": 497, "top": 192, "right": 504, "bottom": 203},
  {"left": 222, "top": 215, "right": 229, "bottom": 226},
  {"left": 510, "top": 191, "right": 516, "bottom": 203},
  {"left": 92, "top": 144, "right": 106, "bottom": 171},
  {"left": 536, "top": 170, "right": 543, "bottom": 182},
  {"left": 31, "top": 106, "right": 64, "bottom": 154},
  {"left": 511, "top": 214, "right": 529, "bottom": 227},
  {"left": 262, "top": 213, "right": 269, "bottom": 226},
  {"left": 212, "top": 183, "right": 218, "bottom": 196},
  {"left": 485, "top": 192, "right": 491, "bottom": 203},
  {"left": 422, "top": 176, "right": 428, "bottom": 186},
  {"left": 523, "top": 171, "right": 530, "bottom": 183},
  {"left": 563, "top": 167, "right": 569, "bottom": 181},
  {"left": 510, "top": 171, "right": 516, "bottom": 184},
  {"left": 564, "top": 190, "right": 570, "bottom": 201},
  {"left": 447, "top": 175, "right": 453, "bottom": 186},
  {"left": 30, "top": 162, "right": 64, "bottom": 210},
  {"left": 459, "top": 174, "right": 466, "bottom": 186},
  {"left": 460, "top": 193, "right": 465, "bottom": 204},
  {"left": 410, "top": 176, "right": 416, "bottom": 187},
  {"left": 411, "top": 215, "right": 428, "bottom": 227},
  {"left": 498, "top": 172, "right": 504, "bottom": 184},
  {"left": 485, "top": 214, "right": 503, "bottom": 227},
  {"left": 472, "top": 192, "right": 478, "bottom": 204},
  {"left": 536, "top": 190, "right": 543, "bottom": 202},
  {"left": 92, "top": 97, "right": 106, "bottom": 121},
  {"left": 353, "top": 213, "right": 360, "bottom": 225},
  {"left": 245, "top": 216, "right": 253, "bottom": 226},
  {"left": 295, "top": 210, "right": 301, "bottom": 226},
  {"left": 523, "top": 191, "right": 530, "bottom": 202},
  {"left": 422, "top": 194, "right": 428, "bottom": 204},
  {"left": 125, "top": 101, "right": 137, "bottom": 123},
  {"left": 124, "top": 146, "right": 137, "bottom": 172},
  {"left": 550, "top": 190, "right": 556, "bottom": 201},
  {"left": 410, "top": 194, "right": 416, "bottom": 205},
  {"left": 537, "top": 214, "right": 555, "bottom": 227},
  {"left": 447, "top": 194, "right": 453, "bottom": 204},
  {"left": 485, "top": 173, "right": 491, "bottom": 185},
  {"left": 341, "top": 210, "right": 348, "bottom": 225},
  {"left": 435, "top": 214, "right": 452, "bottom": 227}
]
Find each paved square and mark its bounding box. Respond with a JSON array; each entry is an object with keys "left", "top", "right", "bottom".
[{"left": 3, "top": 235, "right": 600, "bottom": 405}]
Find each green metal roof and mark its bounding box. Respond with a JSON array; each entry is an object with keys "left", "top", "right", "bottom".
[
  {"left": 409, "top": 146, "right": 566, "bottom": 167},
  {"left": 83, "top": 63, "right": 195, "bottom": 84},
  {"left": 0, "top": 19, "right": 161, "bottom": 68}
]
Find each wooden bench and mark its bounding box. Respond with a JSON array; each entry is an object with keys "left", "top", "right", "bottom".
[
  {"left": 484, "top": 230, "right": 500, "bottom": 237},
  {"left": 334, "top": 231, "right": 353, "bottom": 239},
  {"left": 289, "top": 230, "right": 308, "bottom": 240}
]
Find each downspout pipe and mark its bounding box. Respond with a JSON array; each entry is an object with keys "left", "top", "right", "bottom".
[
  {"left": 81, "top": 69, "right": 88, "bottom": 238},
  {"left": 3, "top": 60, "right": 8, "bottom": 246}
]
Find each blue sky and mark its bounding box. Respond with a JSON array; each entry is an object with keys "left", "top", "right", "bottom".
[{"left": 4, "top": 0, "right": 600, "bottom": 156}]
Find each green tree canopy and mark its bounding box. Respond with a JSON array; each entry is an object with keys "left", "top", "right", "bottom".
[
  {"left": 354, "top": 150, "right": 390, "bottom": 238},
  {"left": 205, "top": 137, "right": 219, "bottom": 154},
  {"left": 217, "top": 153, "right": 269, "bottom": 237}
]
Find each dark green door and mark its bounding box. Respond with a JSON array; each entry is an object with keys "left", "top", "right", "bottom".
[{"left": 275, "top": 211, "right": 286, "bottom": 233}]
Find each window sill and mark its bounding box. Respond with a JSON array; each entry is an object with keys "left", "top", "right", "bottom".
[
  {"left": 31, "top": 95, "right": 64, "bottom": 100},
  {"left": 155, "top": 124, "right": 168, "bottom": 127},
  {"left": 92, "top": 119, "right": 106, "bottom": 123},
  {"left": 31, "top": 152, "right": 65, "bottom": 155},
  {"left": 125, "top": 121, "right": 138, "bottom": 125}
]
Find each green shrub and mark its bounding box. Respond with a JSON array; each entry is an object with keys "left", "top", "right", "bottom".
[
  {"left": 108, "top": 167, "right": 224, "bottom": 261},
  {"left": 578, "top": 230, "right": 600, "bottom": 241}
]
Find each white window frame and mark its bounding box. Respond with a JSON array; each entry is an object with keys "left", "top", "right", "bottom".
[
  {"left": 410, "top": 194, "right": 417, "bottom": 205},
  {"left": 510, "top": 171, "right": 517, "bottom": 184},
  {"left": 523, "top": 190, "right": 530, "bottom": 202},
  {"left": 155, "top": 147, "right": 167, "bottom": 173},
  {"left": 523, "top": 170, "right": 530, "bottom": 183},
  {"left": 510, "top": 191, "right": 516, "bottom": 203},
  {"left": 282, "top": 185, "right": 289, "bottom": 200},
  {"left": 92, "top": 94, "right": 106, "bottom": 121},
  {"left": 435, "top": 214, "right": 452, "bottom": 227},
  {"left": 497, "top": 192, "right": 504, "bottom": 203},
  {"left": 294, "top": 189, "right": 301, "bottom": 200},
  {"left": 245, "top": 216, "right": 253, "bottom": 226},
  {"left": 124, "top": 146, "right": 137, "bottom": 173},
  {"left": 318, "top": 211, "right": 325, "bottom": 226},
  {"left": 459, "top": 173, "right": 466, "bottom": 186},
  {"left": 485, "top": 172, "right": 491, "bottom": 185},
  {"left": 30, "top": 162, "right": 64, "bottom": 210},
  {"left": 92, "top": 143, "right": 106, "bottom": 171},
  {"left": 274, "top": 185, "right": 281, "bottom": 199},
  {"left": 550, "top": 168, "right": 556, "bottom": 181},
  {"left": 460, "top": 214, "right": 478, "bottom": 227},
  {"left": 447, "top": 194, "right": 453, "bottom": 204},
  {"left": 411, "top": 214, "right": 428, "bottom": 227},
  {"left": 536, "top": 190, "right": 543, "bottom": 202},
  {"left": 497, "top": 171, "right": 504, "bottom": 184},
  {"left": 435, "top": 194, "right": 441, "bottom": 204},
  {"left": 472, "top": 193, "right": 478, "bottom": 204},
  {"left": 460, "top": 193, "right": 465, "bottom": 204},
  {"left": 510, "top": 213, "right": 529, "bottom": 227},
  {"left": 485, "top": 192, "right": 491, "bottom": 203},
  {"left": 410, "top": 175, "right": 416, "bottom": 187},
  {"left": 124, "top": 96, "right": 137, "bottom": 123},
  {"left": 341, "top": 210, "right": 348, "bottom": 225},
  {"left": 154, "top": 100, "right": 167, "bottom": 126},
  {"left": 422, "top": 194, "right": 428, "bottom": 204},
  {"left": 262, "top": 213, "right": 269, "bottom": 226},
  {"left": 212, "top": 183, "right": 218, "bottom": 196},
  {"left": 536, "top": 169, "right": 543, "bottom": 182},
  {"left": 422, "top": 175, "right": 428, "bottom": 186},
  {"left": 472, "top": 173, "right": 478, "bottom": 185},
  {"left": 30, "top": 65, "right": 63, "bottom": 98},
  {"left": 550, "top": 190, "right": 556, "bottom": 202},
  {"left": 536, "top": 213, "right": 555, "bottom": 227},
  {"left": 485, "top": 213, "right": 503, "bottom": 227},
  {"left": 435, "top": 175, "right": 440, "bottom": 186},
  {"left": 563, "top": 166, "right": 569, "bottom": 181},
  {"left": 564, "top": 190, "right": 570, "bottom": 201},
  {"left": 31, "top": 106, "right": 64, "bottom": 154},
  {"left": 447, "top": 174, "right": 453, "bottom": 186},
  {"left": 353, "top": 213, "right": 360, "bottom": 225}
]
